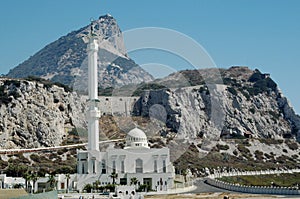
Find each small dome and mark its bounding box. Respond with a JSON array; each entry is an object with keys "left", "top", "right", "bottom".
[
  {"left": 125, "top": 127, "right": 149, "bottom": 149},
  {"left": 127, "top": 128, "right": 147, "bottom": 139}
]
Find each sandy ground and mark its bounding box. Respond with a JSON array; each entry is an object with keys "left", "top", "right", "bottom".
[
  {"left": 0, "top": 189, "right": 28, "bottom": 199},
  {"left": 144, "top": 193, "right": 298, "bottom": 199}
]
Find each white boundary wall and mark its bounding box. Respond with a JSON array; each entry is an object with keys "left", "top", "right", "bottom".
[{"left": 206, "top": 169, "right": 300, "bottom": 195}]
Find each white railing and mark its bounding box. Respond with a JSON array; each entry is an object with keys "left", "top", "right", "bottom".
[
  {"left": 206, "top": 169, "right": 300, "bottom": 195},
  {"left": 206, "top": 178, "right": 300, "bottom": 195},
  {"left": 208, "top": 169, "right": 300, "bottom": 179}
]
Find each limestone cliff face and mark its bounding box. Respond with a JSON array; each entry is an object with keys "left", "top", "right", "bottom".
[
  {"left": 7, "top": 14, "right": 154, "bottom": 90},
  {"left": 2, "top": 67, "right": 299, "bottom": 151},
  {"left": 133, "top": 67, "right": 300, "bottom": 143},
  {"left": 0, "top": 78, "right": 86, "bottom": 149}
]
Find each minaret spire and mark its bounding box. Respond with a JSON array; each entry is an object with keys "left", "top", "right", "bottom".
[{"left": 87, "top": 20, "right": 100, "bottom": 151}]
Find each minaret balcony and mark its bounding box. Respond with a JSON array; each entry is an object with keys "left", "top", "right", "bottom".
[{"left": 88, "top": 110, "right": 101, "bottom": 118}]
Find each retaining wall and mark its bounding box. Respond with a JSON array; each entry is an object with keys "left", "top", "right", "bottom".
[
  {"left": 206, "top": 178, "right": 300, "bottom": 195},
  {"left": 206, "top": 169, "right": 300, "bottom": 195}
]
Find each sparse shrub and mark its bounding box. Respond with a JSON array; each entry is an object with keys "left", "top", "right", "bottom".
[
  {"left": 285, "top": 140, "right": 298, "bottom": 151},
  {"left": 242, "top": 139, "right": 251, "bottom": 147},
  {"left": 259, "top": 139, "right": 284, "bottom": 145},
  {"left": 233, "top": 150, "right": 238, "bottom": 156},
  {"left": 132, "top": 83, "right": 166, "bottom": 96},
  {"left": 247, "top": 118, "right": 253, "bottom": 123},
  {"left": 30, "top": 154, "right": 40, "bottom": 163},
  {"left": 269, "top": 110, "right": 280, "bottom": 120},
  {"left": 25, "top": 76, "right": 73, "bottom": 92},
  {"left": 254, "top": 150, "right": 264, "bottom": 160},
  {"left": 58, "top": 104, "right": 65, "bottom": 111},
  {"left": 199, "top": 86, "right": 210, "bottom": 95},
  {"left": 13, "top": 184, "right": 23, "bottom": 189},
  {"left": 9, "top": 90, "right": 21, "bottom": 99},
  {"left": 83, "top": 183, "right": 93, "bottom": 193},
  {"left": 5, "top": 163, "right": 28, "bottom": 177},
  {"left": 237, "top": 144, "right": 250, "bottom": 155},
  {"left": 276, "top": 155, "right": 291, "bottom": 164},
  {"left": 49, "top": 153, "right": 59, "bottom": 160},
  {"left": 246, "top": 70, "right": 277, "bottom": 96},
  {"left": 0, "top": 85, "right": 12, "bottom": 105},
  {"left": 68, "top": 128, "right": 79, "bottom": 136},
  {"left": 231, "top": 133, "right": 246, "bottom": 139},
  {"left": 240, "top": 89, "right": 251, "bottom": 100},
  {"left": 264, "top": 153, "right": 273, "bottom": 160},
  {"left": 98, "top": 86, "right": 114, "bottom": 96},
  {"left": 137, "top": 184, "right": 152, "bottom": 192},
  {"left": 217, "top": 144, "right": 230, "bottom": 151},
  {"left": 248, "top": 70, "right": 263, "bottom": 82},
  {"left": 282, "top": 149, "right": 288, "bottom": 153},
  {"left": 249, "top": 108, "right": 256, "bottom": 114},
  {"left": 292, "top": 154, "right": 299, "bottom": 159},
  {"left": 4, "top": 80, "right": 21, "bottom": 87},
  {"left": 55, "top": 165, "right": 75, "bottom": 174},
  {"left": 104, "top": 184, "right": 116, "bottom": 192},
  {"left": 227, "top": 87, "right": 237, "bottom": 95}
]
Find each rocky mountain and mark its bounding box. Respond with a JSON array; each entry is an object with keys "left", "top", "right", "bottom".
[
  {"left": 0, "top": 66, "right": 299, "bottom": 175},
  {"left": 3, "top": 66, "right": 299, "bottom": 149},
  {"left": 0, "top": 77, "right": 86, "bottom": 149},
  {"left": 130, "top": 66, "right": 300, "bottom": 173},
  {"left": 133, "top": 67, "right": 300, "bottom": 143},
  {"left": 7, "top": 14, "right": 153, "bottom": 91}
]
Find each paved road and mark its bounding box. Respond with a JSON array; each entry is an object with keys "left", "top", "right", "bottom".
[
  {"left": 190, "top": 178, "right": 231, "bottom": 194},
  {"left": 189, "top": 178, "right": 300, "bottom": 198}
]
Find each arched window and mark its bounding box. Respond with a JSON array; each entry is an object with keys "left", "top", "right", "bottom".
[
  {"left": 163, "top": 160, "right": 166, "bottom": 173},
  {"left": 154, "top": 160, "right": 158, "bottom": 173},
  {"left": 92, "top": 159, "right": 96, "bottom": 174},
  {"left": 135, "top": 159, "right": 143, "bottom": 173},
  {"left": 112, "top": 160, "right": 116, "bottom": 173},
  {"left": 82, "top": 163, "right": 85, "bottom": 174},
  {"left": 121, "top": 160, "right": 125, "bottom": 173},
  {"left": 101, "top": 160, "right": 106, "bottom": 174}
]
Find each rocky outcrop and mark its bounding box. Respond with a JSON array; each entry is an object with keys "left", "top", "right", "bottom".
[
  {"left": 0, "top": 78, "right": 86, "bottom": 149},
  {"left": 133, "top": 67, "right": 300, "bottom": 144},
  {"left": 2, "top": 67, "right": 299, "bottom": 151}
]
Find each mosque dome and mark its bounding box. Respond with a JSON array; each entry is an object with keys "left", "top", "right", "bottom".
[{"left": 124, "top": 127, "right": 150, "bottom": 149}]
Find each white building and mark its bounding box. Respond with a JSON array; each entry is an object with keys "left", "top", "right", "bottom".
[
  {"left": 58, "top": 25, "right": 175, "bottom": 193},
  {"left": 76, "top": 127, "right": 175, "bottom": 192},
  {"left": 0, "top": 174, "right": 25, "bottom": 189}
]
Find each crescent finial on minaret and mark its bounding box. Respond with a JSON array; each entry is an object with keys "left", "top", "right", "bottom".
[{"left": 90, "top": 18, "right": 97, "bottom": 37}]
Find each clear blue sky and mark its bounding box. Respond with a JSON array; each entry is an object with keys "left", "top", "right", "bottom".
[{"left": 0, "top": 0, "right": 299, "bottom": 113}]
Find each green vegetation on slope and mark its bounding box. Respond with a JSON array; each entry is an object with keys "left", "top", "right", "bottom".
[{"left": 218, "top": 173, "right": 300, "bottom": 187}]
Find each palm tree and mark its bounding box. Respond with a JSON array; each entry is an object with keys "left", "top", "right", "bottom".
[
  {"left": 223, "top": 152, "right": 230, "bottom": 171},
  {"left": 182, "top": 169, "right": 187, "bottom": 182},
  {"left": 30, "top": 172, "right": 38, "bottom": 193},
  {"left": 130, "top": 177, "right": 138, "bottom": 186},
  {"left": 22, "top": 171, "right": 31, "bottom": 192},
  {"left": 65, "top": 174, "right": 70, "bottom": 193},
  {"left": 94, "top": 180, "right": 100, "bottom": 191},
  {"left": 109, "top": 172, "right": 118, "bottom": 184},
  {"left": 47, "top": 174, "right": 57, "bottom": 190},
  {"left": 130, "top": 177, "right": 139, "bottom": 190}
]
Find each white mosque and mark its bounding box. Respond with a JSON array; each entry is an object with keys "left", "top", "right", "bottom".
[
  {"left": 1, "top": 21, "right": 176, "bottom": 195},
  {"left": 56, "top": 24, "right": 175, "bottom": 192},
  {"left": 76, "top": 127, "right": 175, "bottom": 191}
]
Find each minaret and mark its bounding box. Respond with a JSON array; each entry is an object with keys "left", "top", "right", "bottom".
[{"left": 87, "top": 25, "right": 100, "bottom": 151}]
